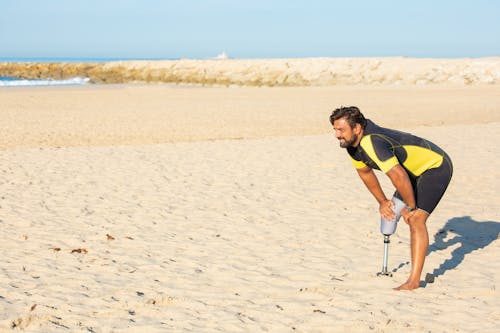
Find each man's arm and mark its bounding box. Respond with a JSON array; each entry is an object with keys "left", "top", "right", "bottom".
[
  {"left": 356, "top": 166, "right": 388, "bottom": 205},
  {"left": 385, "top": 164, "right": 416, "bottom": 209},
  {"left": 356, "top": 166, "right": 396, "bottom": 221}
]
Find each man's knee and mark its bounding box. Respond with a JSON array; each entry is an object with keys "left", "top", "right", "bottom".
[{"left": 407, "top": 211, "right": 429, "bottom": 229}]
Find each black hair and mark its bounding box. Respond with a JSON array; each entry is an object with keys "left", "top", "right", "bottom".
[{"left": 329, "top": 106, "right": 367, "bottom": 129}]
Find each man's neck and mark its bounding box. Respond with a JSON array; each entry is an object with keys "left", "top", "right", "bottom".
[{"left": 353, "top": 128, "right": 364, "bottom": 147}]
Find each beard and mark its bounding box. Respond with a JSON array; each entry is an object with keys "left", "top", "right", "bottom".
[{"left": 338, "top": 133, "right": 358, "bottom": 148}]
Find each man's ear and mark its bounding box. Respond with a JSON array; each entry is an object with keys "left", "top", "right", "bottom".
[{"left": 353, "top": 123, "right": 362, "bottom": 134}]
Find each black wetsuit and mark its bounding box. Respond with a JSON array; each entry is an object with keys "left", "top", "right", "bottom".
[{"left": 347, "top": 120, "right": 453, "bottom": 214}]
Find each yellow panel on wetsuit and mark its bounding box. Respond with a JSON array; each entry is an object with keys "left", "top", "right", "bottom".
[
  {"left": 401, "top": 145, "right": 443, "bottom": 176},
  {"left": 360, "top": 135, "right": 399, "bottom": 173}
]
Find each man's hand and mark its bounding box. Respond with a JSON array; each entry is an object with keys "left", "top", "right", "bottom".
[
  {"left": 400, "top": 207, "right": 418, "bottom": 224},
  {"left": 379, "top": 199, "right": 396, "bottom": 221}
]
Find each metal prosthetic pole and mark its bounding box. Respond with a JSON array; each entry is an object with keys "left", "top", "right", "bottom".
[{"left": 378, "top": 235, "right": 392, "bottom": 276}]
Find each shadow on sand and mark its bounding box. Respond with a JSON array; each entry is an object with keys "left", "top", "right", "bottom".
[
  {"left": 390, "top": 216, "right": 500, "bottom": 287},
  {"left": 427, "top": 216, "right": 500, "bottom": 280}
]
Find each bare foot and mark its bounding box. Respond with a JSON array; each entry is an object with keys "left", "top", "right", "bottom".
[{"left": 393, "top": 281, "right": 420, "bottom": 291}]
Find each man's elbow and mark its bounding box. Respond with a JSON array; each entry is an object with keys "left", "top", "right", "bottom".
[
  {"left": 386, "top": 164, "right": 409, "bottom": 183},
  {"left": 356, "top": 166, "right": 372, "bottom": 175}
]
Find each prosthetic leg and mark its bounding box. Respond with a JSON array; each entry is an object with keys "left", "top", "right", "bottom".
[{"left": 377, "top": 196, "right": 406, "bottom": 277}]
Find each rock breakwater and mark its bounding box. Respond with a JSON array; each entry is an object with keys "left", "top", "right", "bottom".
[{"left": 1, "top": 57, "right": 499, "bottom": 86}]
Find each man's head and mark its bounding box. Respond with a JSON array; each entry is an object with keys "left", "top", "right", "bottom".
[{"left": 329, "top": 106, "right": 366, "bottom": 148}]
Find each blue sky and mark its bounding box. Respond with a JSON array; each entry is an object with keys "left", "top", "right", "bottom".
[{"left": 1, "top": 0, "right": 499, "bottom": 59}]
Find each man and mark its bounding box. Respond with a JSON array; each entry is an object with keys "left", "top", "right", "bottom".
[{"left": 330, "top": 106, "right": 453, "bottom": 290}]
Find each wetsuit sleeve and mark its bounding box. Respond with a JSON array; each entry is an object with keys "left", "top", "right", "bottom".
[
  {"left": 349, "top": 156, "right": 367, "bottom": 169},
  {"left": 347, "top": 147, "right": 367, "bottom": 169},
  {"left": 359, "top": 134, "right": 399, "bottom": 173}
]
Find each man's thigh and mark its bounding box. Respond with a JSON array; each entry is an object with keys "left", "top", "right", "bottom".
[{"left": 414, "top": 157, "right": 453, "bottom": 214}]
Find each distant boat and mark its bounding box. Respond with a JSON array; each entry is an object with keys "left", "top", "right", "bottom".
[{"left": 214, "top": 51, "right": 229, "bottom": 60}]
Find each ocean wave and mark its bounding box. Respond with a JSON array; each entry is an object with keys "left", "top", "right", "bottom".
[{"left": 0, "top": 76, "right": 90, "bottom": 87}]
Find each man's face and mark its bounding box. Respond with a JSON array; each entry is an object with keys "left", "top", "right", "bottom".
[{"left": 333, "top": 117, "right": 360, "bottom": 148}]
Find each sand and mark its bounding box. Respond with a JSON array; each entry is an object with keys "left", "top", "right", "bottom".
[
  {"left": 1, "top": 84, "right": 499, "bottom": 150},
  {"left": 0, "top": 82, "right": 499, "bottom": 332}
]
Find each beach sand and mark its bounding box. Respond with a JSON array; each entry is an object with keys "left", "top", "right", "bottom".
[{"left": 0, "top": 83, "right": 499, "bottom": 332}]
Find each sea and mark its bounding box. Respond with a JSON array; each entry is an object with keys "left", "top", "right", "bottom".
[
  {"left": 0, "top": 76, "right": 91, "bottom": 87},
  {"left": 0, "top": 57, "right": 175, "bottom": 87}
]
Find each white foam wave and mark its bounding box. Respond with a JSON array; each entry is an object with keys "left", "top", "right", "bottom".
[{"left": 0, "top": 77, "right": 90, "bottom": 87}]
